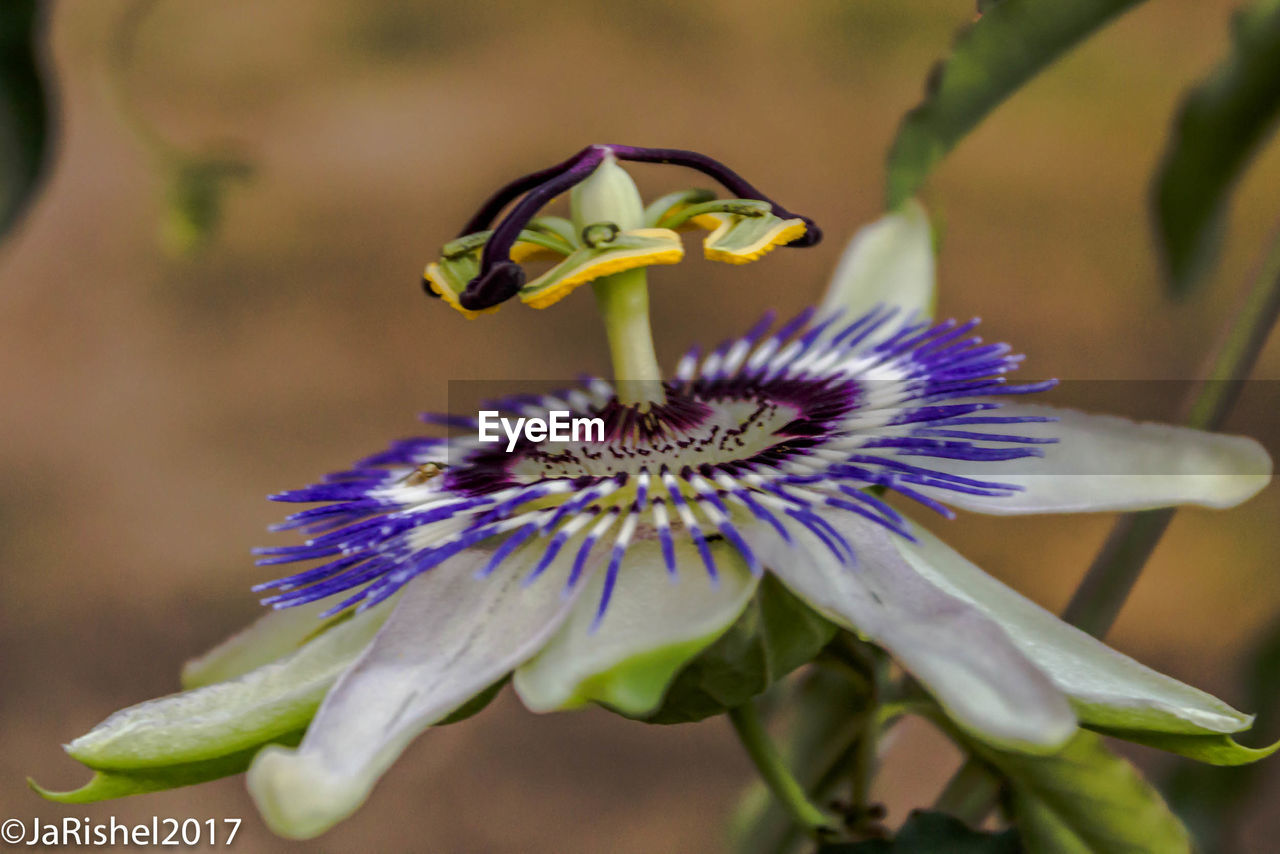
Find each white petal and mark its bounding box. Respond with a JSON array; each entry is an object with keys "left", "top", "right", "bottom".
[
  {"left": 916, "top": 403, "right": 1272, "bottom": 514},
  {"left": 514, "top": 538, "right": 759, "bottom": 716},
  {"left": 896, "top": 526, "right": 1252, "bottom": 734},
  {"left": 247, "top": 541, "right": 595, "bottom": 839},
  {"left": 67, "top": 603, "right": 391, "bottom": 769},
  {"left": 744, "top": 513, "right": 1075, "bottom": 750},
  {"left": 182, "top": 597, "right": 397, "bottom": 689},
  {"left": 818, "top": 198, "right": 936, "bottom": 323}
]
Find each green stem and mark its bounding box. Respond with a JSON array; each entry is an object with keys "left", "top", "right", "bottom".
[
  {"left": 936, "top": 223, "right": 1280, "bottom": 823},
  {"left": 570, "top": 155, "right": 667, "bottom": 407},
  {"left": 849, "top": 652, "right": 887, "bottom": 814},
  {"left": 106, "top": 0, "right": 181, "bottom": 163},
  {"left": 728, "top": 702, "right": 839, "bottom": 840},
  {"left": 1182, "top": 226, "right": 1280, "bottom": 433},
  {"left": 1063, "top": 224, "right": 1280, "bottom": 636},
  {"left": 1058, "top": 509, "right": 1176, "bottom": 637},
  {"left": 592, "top": 268, "right": 665, "bottom": 407},
  {"left": 933, "top": 758, "right": 1002, "bottom": 825}
]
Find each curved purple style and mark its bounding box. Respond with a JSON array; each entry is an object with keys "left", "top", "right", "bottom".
[{"left": 425, "top": 144, "right": 825, "bottom": 311}]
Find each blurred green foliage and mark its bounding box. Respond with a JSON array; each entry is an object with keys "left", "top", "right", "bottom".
[
  {"left": 818, "top": 810, "right": 1018, "bottom": 853},
  {"left": 642, "top": 575, "right": 837, "bottom": 725},
  {"left": 970, "top": 731, "right": 1192, "bottom": 853},
  {"left": 160, "top": 153, "right": 253, "bottom": 257},
  {"left": 0, "top": 0, "right": 51, "bottom": 239},
  {"left": 884, "top": 0, "right": 1145, "bottom": 210},
  {"left": 1164, "top": 616, "right": 1280, "bottom": 853},
  {"left": 1153, "top": 0, "right": 1280, "bottom": 295}
]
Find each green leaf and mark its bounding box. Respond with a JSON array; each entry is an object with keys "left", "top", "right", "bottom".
[
  {"left": 974, "top": 731, "right": 1192, "bottom": 854},
  {"left": 1088, "top": 726, "right": 1280, "bottom": 766},
  {"left": 1152, "top": 0, "right": 1280, "bottom": 294},
  {"left": 642, "top": 575, "right": 837, "bottom": 725},
  {"left": 31, "top": 730, "right": 304, "bottom": 804},
  {"left": 66, "top": 603, "right": 388, "bottom": 770},
  {"left": 0, "top": 1, "right": 52, "bottom": 238},
  {"left": 819, "top": 810, "right": 1019, "bottom": 853},
  {"left": 885, "top": 0, "right": 1146, "bottom": 209}
]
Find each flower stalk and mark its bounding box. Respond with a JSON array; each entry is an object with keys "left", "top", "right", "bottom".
[
  {"left": 571, "top": 154, "right": 666, "bottom": 407},
  {"left": 1064, "top": 222, "right": 1280, "bottom": 637},
  {"left": 728, "top": 701, "right": 841, "bottom": 841},
  {"left": 592, "top": 269, "right": 665, "bottom": 407}
]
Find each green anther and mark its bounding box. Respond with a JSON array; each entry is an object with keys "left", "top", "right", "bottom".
[
  {"left": 442, "top": 228, "right": 573, "bottom": 260},
  {"left": 658, "top": 198, "right": 771, "bottom": 230},
  {"left": 526, "top": 216, "right": 579, "bottom": 247},
  {"left": 643, "top": 188, "right": 717, "bottom": 228},
  {"left": 441, "top": 232, "right": 490, "bottom": 258}
]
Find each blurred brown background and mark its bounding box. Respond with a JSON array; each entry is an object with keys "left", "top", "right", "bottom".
[{"left": 1, "top": 1, "right": 1278, "bottom": 851}]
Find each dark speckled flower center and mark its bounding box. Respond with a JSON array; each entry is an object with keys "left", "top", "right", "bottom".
[{"left": 254, "top": 306, "right": 1056, "bottom": 627}]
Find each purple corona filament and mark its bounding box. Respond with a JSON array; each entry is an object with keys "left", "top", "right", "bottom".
[
  {"left": 425, "top": 144, "right": 824, "bottom": 311},
  {"left": 255, "top": 307, "right": 1058, "bottom": 630}
]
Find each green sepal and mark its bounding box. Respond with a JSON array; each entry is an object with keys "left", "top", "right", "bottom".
[
  {"left": 517, "top": 227, "right": 683, "bottom": 309},
  {"left": 1086, "top": 725, "right": 1280, "bottom": 766},
  {"left": 437, "top": 677, "right": 506, "bottom": 726},
  {"left": 559, "top": 634, "right": 721, "bottom": 717},
  {"left": 640, "top": 575, "right": 837, "bottom": 725},
  {"left": 643, "top": 187, "right": 715, "bottom": 227},
  {"left": 31, "top": 730, "right": 304, "bottom": 804},
  {"left": 65, "top": 603, "right": 389, "bottom": 771},
  {"left": 182, "top": 604, "right": 358, "bottom": 690}
]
